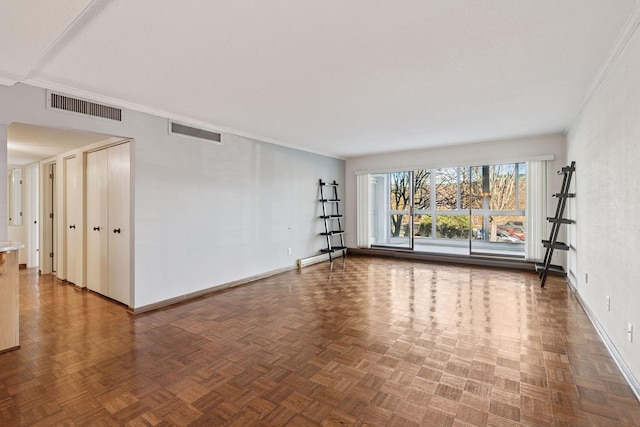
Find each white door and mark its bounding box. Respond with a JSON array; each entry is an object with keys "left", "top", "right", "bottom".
[
  {"left": 107, "top": 143, "right": 130, "bottom": 305},
  {"left": 51, "top": 163, "right": 57, "bottom": 273},
  {"left": 86, "top": 149, "right": 109, "bottom": 295},
  {"left": 64, "top": 156, "right": 80, "bottom": 284},
  {"left": 26, "top": 164, "right": 39, "bottom": 268}
]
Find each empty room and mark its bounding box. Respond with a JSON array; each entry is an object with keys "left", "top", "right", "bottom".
[{"left": 1, "top": 1, "right": 640, "bottom": 425}]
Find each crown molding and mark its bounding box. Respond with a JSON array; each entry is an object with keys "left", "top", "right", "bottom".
[
  {"left": 0, "top": 76, "right": 17, "bottom": 87},
  {"left": 21, "top": 78, "right": 345, "bottom": 161},
  {"left": 566, "top": 2, "right": 640, "bottom": 133}
]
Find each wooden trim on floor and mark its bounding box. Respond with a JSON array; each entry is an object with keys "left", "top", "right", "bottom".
[{"left": 0, "top": 345, "right": 20, "bottom": 355}]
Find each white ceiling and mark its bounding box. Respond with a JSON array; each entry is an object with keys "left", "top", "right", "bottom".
[{"left": 1, "top": 0, "right": 638, "bottom": 159}]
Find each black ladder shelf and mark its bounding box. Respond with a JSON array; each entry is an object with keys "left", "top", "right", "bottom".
[
  {"left": 536, "top": 161, "right": 575, "bottom": 287},
  {"left": 319, "top": 179, "right": 346, "bottom": 262}
]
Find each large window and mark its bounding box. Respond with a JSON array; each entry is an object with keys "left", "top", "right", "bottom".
[{"left": 370, "top": 162, "right": 527, "bottom": 258}]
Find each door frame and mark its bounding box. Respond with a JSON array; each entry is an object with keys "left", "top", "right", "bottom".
[
  {"left": 39, "top": 159, "right": 56, "bottom": 275},
  {"left": 372, "top": 170, "right": 416, "bottom": 251}
]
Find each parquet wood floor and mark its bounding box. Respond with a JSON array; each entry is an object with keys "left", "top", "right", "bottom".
[{"left": 1, "top": 256, "right": 639, "bottom": 426}]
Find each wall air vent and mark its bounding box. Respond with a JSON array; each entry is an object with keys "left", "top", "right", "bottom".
[
  {"left": 169, "top": 121, "right": 222, "bottom": 144},
  {"left": 47, "top": 91, "right": 123, "bottom": 122}
]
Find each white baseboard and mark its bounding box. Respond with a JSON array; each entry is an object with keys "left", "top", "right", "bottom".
[
  {"left": 135, "top": 250, "right": 348, "bottom": 313},
  {"left": 568, "top": 277, "right": 640, "bottom": 401},
  {"left": 133, "top": 264, "right": 296, "bottom": 314}
]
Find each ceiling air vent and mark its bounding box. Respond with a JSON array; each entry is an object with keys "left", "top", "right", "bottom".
[
  {"left": 47, "top": 91, "right": 123, "bottom": 122},
  {"left": 169, "top": 121, "right": 222, "bottom": 144}
]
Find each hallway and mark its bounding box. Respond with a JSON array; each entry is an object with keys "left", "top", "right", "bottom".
[{"left": 0, "top": 257, "right": 638, "bottom": 426}]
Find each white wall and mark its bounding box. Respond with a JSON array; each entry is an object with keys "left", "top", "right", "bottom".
[
  {"left": 134, "top": 131, "right": 343, "bottom": 308},
  {"left": 344, "top": 133, "right": 567, "bottom": 255},
  {"left": 567, "top": 19, "right": 640, "bottom": 388},
  {"left": 0, "top": 83, "right": 345, "bottom": 309}
]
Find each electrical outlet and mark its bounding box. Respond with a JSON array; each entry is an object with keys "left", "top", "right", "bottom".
[
  {"left": 628, "top": 323, "right": 634, "bottom": 343},
  {"left": 606, "top": 296, "right": 610, "bottom": 312},
  {"left": 288, "top": 247, "right": 292, "bottom": 255}
]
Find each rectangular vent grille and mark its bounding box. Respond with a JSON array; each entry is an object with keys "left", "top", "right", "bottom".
[
  {"left": 48, "top": 92, "right": 122, "bottom": 122},
  {"left": 169, "top": 121, "right": 222, "bottom": 144}
]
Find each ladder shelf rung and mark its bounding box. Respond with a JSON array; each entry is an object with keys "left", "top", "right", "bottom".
[
  {"left": 320, "top": 199, "right": 341, "bottom": 202},
  {"left": 552, "top": 193, "right": 575, "bottom": 198},
  {"left": 546, "top": 217, "right": 574, "bottom": 224},
  {"left": 558, "top": 166, "right": 576, "bottom": 174},
  {"left": 542, "top": 241, "right": 569, "bottom": 250},
  {"left": 320, "top": 215, "right": 343, "bottom": 219},
  {"left": 321, "top": 247, "right": 347, "bottom": 253},
  {"left": 321, "top": 231, "right": 344, "bottom": 236}
]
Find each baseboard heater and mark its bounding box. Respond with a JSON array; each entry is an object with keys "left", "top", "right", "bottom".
[{"left": 297, "top": 249, "right": 347, "bottom": 268}]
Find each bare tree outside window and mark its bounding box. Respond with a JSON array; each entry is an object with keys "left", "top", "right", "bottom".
[
  {"left": 490, "top": 164, "right": 517, "bottom": 211},
  {"left": 413, "top": 170, "right": 430, "bottom": 210},
  {"left": 435, "top": 168, "right": 458, "bottom": 210},
  {"left": 389, "top": 172, "right": 409, "bottom": 237},
  {"left": 390, "top": 171, "right": 429, "bottom": 237}
]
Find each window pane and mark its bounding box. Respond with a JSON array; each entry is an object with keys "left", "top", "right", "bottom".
[
  {"left": 436, "top": 168, "right": 458, "bottom": 210},
  {"left": 490, "top": 215, "right": 526, "bottom": 243},
  {"left": 414, "top": 170, "right": 430, "bottom": 210},
  {"left": 467, "top": 166, "right": 484, "bottom": 209},
  {"left": 471, "top": 215, "right": 484, "bottom": 240},
  {"left": 390, "top": 172, "right": 410, "bottom": 211},
  {"left": 414, "top": 214, "right": 432, "bottom": 237},
  {"left": 390, "top": 214, "right": 411, "bottom": 238},
  {"left": 518, "top": 163, "right": 526, "bottom": 210},
  {"left": 460, "top": 167, "right": 471, "bottom": 210},
  {"left": 490, "top": 164, "right": 517, "bottom": 210},
  {"left": 435, "top": 215, "right": 469, "bottom": 239}
]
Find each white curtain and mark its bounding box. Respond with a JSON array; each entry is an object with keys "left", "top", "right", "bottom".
[
  {"left": 356, "top": 174, "right": 371, "bottom": 248},
  {"left": 525, "top": 161, "right": 547, "bottom": 261}
]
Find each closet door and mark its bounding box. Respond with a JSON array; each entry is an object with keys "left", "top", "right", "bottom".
[
  {"left": 86, "top": 149, "right": 109, "bottom": 295},
  {"left": 64, "top": 156, "right": 81, "bottom": 285},
  {"left": 107, "top": 143, "right": 130, "bottom": 305}
]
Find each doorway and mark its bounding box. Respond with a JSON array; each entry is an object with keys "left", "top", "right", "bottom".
[{"left": 7, "top": 123, "right": 122, "bottom": 280}]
